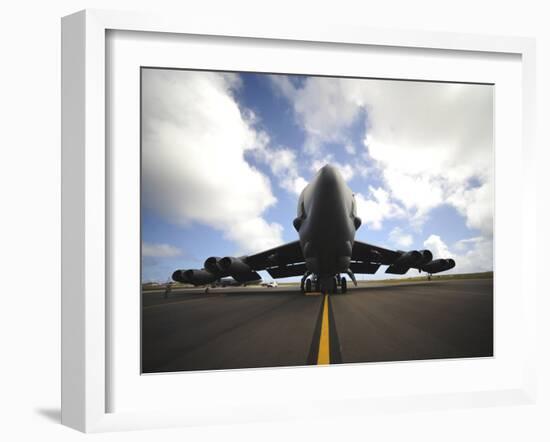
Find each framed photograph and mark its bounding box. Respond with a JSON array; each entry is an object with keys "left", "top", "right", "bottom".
[{"left": 62, "top": 9, "right": 537, "bottom": 432}]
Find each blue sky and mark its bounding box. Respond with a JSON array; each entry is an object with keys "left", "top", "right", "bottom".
[{"left": 141, "top": 69, "right": 494, "bottom": 283}]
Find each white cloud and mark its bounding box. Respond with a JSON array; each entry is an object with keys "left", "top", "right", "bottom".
[
  {"left": 310, "top": 157, "right": 355, "bottom": 182},
  {"left": 423, "top": 234, "right": 493, "bottom": 274},
  {"left": 224, "top": 217, "right": 284, "bottom": 255},
  {"left": 355, "top": 186, "right": 405, "bottom": 230},
  {"left": 453, "top": 236, "right": 484, "bottom": 252},
  {"left": 344, "top": 144, "right": 356, "bottom": 154},
  {"left": 381, "top": 169, "right": 444, "bottom": 215},
  {"left": 273, "top": 75, "right": 494, "bottom": 233},
  {"left": 252, "top": 146, "right": 308, "bottom": 195},
  {"left": 389, "top": 227, "right": 413, "bottom": 248},
  {"left": 364, "top": 81, "right": 494, "bottom": 228},
  {"left": 447, "top": 180, "right": 494, "bottom": 236},
  {"left": 142, "top": 242, "right": 181, "bottom": 258},
  {"left": 141, "top": 69, "right": 283, "bottom": 254},
  {"left": 424, "top": 234, "right": 454, "bottom": 260},
  {"left": 455, "top": 237, "right": 493, "bottom": 273},
  {"left": 271, "top": 76, "right": 362, "bottom": 154}
]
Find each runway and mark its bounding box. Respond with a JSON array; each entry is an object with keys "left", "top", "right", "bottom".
[{"left": 141, "top": 278, "right": 493, "bottom": 373}]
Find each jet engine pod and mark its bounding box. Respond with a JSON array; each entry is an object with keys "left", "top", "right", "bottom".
[
  {"left": 395, "top": 250, "right": 422, "bottom": 267},
  {"left": 172, "top": 269, "right": 189, "bottom": 283},
  {"left": 204, "top": 256, "right": 221, "bottom": 274},
  {"left": 183, "top": 269, "right": 218, "bottom": 285},
  {"left": 421, "top": 258, "right": 455, "bottom": 274},
  {"left": 218, "top": 257, "right": 251, "bottom": 274},
  {"left": 417, "top": 250, "right": 433, "bottom": 266}
]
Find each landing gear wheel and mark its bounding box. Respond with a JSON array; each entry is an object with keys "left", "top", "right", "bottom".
[
  {"left": 341, "top": 277, "right": 347, "bottom": 294},
  {"left": 305, "top": 279, "right": 312, "bottom": 293},
  {"left": 332, "top": 277, "right": 338, "bottom": 294}
]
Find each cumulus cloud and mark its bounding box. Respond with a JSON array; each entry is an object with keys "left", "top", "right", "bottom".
[
  {"left": 310, "top": 156, "right": 355, "bottom": 181},
  {"left": 454, "top": 237, "right": 493, "bottom": 273},
  {"left": 141, "top": 69, "right": 283, "bottom": 254},
  {"left": 424, "top": 234, "right": 493, "bottom": 274},
  {"left": 271, "top": 76, "right": 361, "bottom": 154},
  {"left": 251, "top": 146, "right": 308, "bottom": 195},
  {"left": 447, "top": 180, "right": 494, "bottom": 236},
  {"left": 424, "top": 234, "right": 454, "bottom": 260},
  {"left": 344, "top": 144, "right": 356, "bottom": 154},
  {"left": 355, "top": 186, "right": 405, "bottom": 230},
  {"left": 142, "top": 242, "right": 182, "bottom": 257},
  {"left": 389, "top": 227, "right": 413, "bottom": 248},
  {"left": 223, "top": 217, "right": 284, "bottom": 254},
  {"left": 362, "top": 81, "right": 493, "bottom": 230},
  {"left": 453, "top": 236, "right": 484, "bottom": 252},
  {"left": 272, "top": 75, "right": 494, "bottom": 234}
]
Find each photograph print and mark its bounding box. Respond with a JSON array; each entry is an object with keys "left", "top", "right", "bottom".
[{"left": 141, "top": 68, "right": 494, "bottom": 373}]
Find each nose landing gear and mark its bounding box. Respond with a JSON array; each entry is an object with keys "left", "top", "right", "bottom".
[
  {"left": 302, "top": 273, "right": 350, "bottom": 294},
  {"left": 341, "top": 277, "right": 347, "bottom": 293},
  {"left": 318, "top": 275, "right": 348, "bottom": 294}
]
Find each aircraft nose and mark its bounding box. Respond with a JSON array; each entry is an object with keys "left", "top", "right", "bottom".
[
  {"left": 319, "top": 164, "right": 337, "bottom": 175},
  {"left": 317, "top": 164, "right": 342, "bottom": 190}
]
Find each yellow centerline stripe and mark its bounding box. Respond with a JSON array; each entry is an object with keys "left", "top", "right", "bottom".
[{"left": 317, "top": 295, "right": 330, "bottom": 365}]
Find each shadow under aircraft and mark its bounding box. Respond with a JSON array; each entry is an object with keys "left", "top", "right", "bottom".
[{"left": 172, "top": 165, "right": 455, "bottom": 294}]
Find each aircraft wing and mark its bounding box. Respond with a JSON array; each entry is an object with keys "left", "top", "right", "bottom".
[
  {"left": 351, "top": 240, "right": 455, "bottom": 275},
  {"left": 352, "top": 240, "right": 400, "bottom": 265},
  {"left": 172, "top": 240, "right": 305, "bottom": 285},
  {"left": 245, "top": 240, "right": 306, "bottom": 279},
  {"left": 173, "top": 238, "right": 455, "bottom": 286}
]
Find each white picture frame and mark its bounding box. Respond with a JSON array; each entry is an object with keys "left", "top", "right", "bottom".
[{"left": 61, "top": 9, "right": 537, "bottom": 433}]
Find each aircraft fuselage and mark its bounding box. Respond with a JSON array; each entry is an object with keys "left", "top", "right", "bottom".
[{"left": 294, "top": 165, "right": 360, "bottom": 279}]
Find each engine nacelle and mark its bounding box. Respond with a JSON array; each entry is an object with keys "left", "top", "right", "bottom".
[
  {"left": 417, "top": 250, "right": 433, "bottom": 266},
  {"left": 422, "top": 258, "right": 455, "bottom": 274},
  {"left": 218, "top": 256, "right": 251, "bottom": 274},
  {"left": 204, "top": 256, "right": 221, "bottom": 274},
  {"left": 183, "top": 269, "right": 218, "bottom": 285},
  {"left": 172, "top": 269, "right": 190, "bottom": 283},
  {"left": 394, "top": 250, "right": 422, "bottom": 267}
]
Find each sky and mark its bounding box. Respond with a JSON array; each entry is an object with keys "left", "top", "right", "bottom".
[{"left": 141, "top": 68, "right": 494, "bottom": 283}]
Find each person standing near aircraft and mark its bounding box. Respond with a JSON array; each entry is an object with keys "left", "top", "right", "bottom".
[{"left": 163, "top": 281, "right": 173, "bottom": 299}]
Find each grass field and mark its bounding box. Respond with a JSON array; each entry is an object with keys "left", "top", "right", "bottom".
[
  {"left": 143, "top": 271, "right": 493, "bottom": 291},
  {"left": 362, "top": 271, "right": 494, "bottom": 284}
]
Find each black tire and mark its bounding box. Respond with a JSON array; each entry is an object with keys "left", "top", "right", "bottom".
[
  {"left": 341, "top": 277, "right": 347, "bottom": 293},
  {"left": 305, "top": 279, "right": 312, "bottom": 292},
  {"left": 332, "top": 277, "right": 338, "bottom": 294}
]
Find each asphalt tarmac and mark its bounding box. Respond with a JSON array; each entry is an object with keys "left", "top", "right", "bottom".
[{"left": 141, "top": 278, "right": 493, "bottom": 373}]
